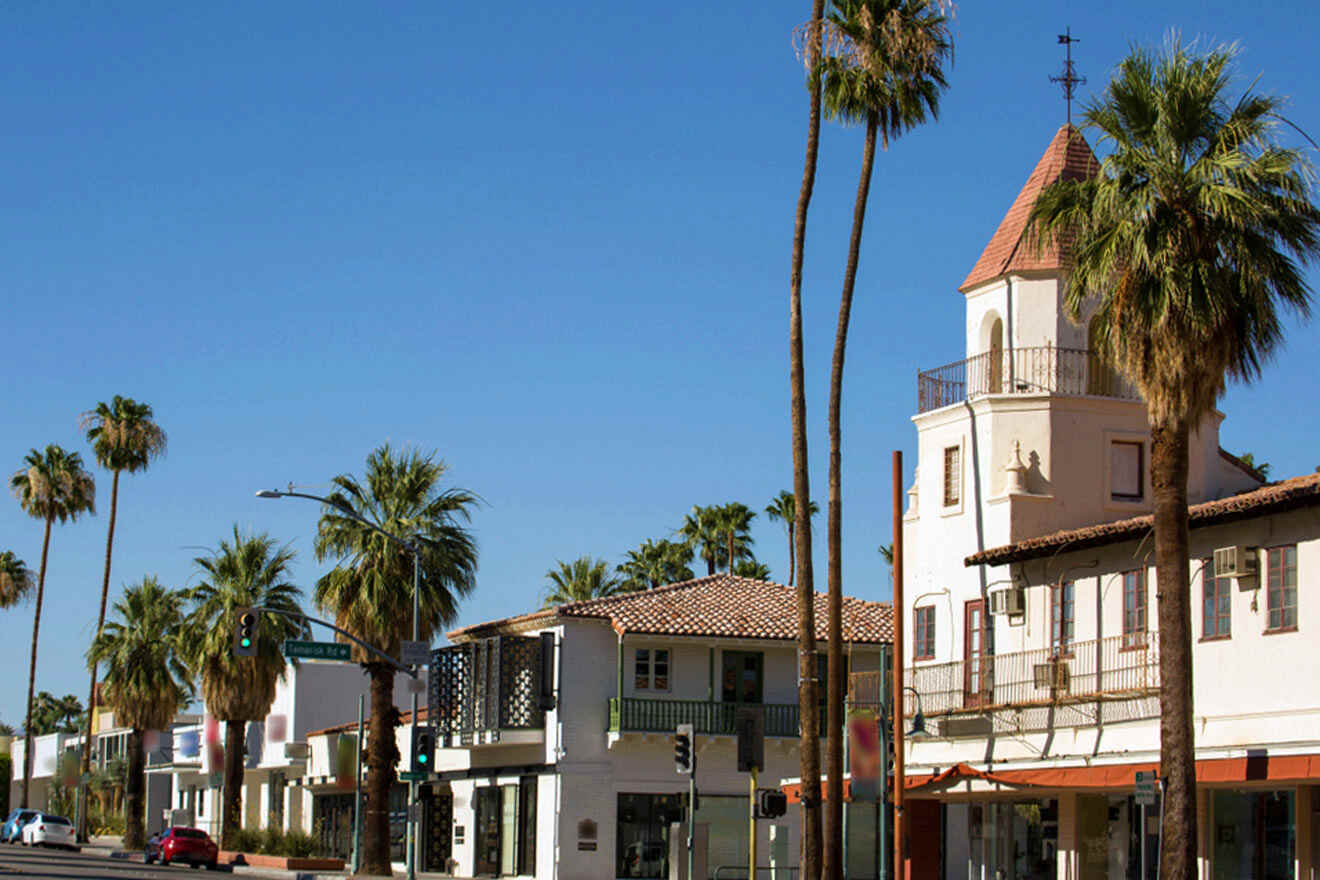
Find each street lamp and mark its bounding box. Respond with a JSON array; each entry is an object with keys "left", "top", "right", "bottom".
[
  {"left": 256, "top": 486, "right": 425, "bottom": 880},
  {"left": 903, "top": 686, "right": 931, "bottom": 741}
]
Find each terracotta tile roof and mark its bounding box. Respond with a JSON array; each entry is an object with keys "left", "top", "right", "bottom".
[
  {"left": 448, "top": 574, "right": 893, "bottom": 644},
  {"left": 959, "top": 124, "right": 1099, "bottom": 293},
  {"left": 965, "top": 473, "right": 1320, "bottom": 567}
]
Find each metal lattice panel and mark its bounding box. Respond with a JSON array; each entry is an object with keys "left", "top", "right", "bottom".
[
  {"left": 428, "top": 635, "right": 549, "bottom": 741},
  {"left": 499, "top": 636, "right": 544, "bottom": 729}
]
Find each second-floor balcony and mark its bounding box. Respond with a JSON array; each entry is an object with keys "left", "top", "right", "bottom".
[
  {"left": 908, "top": 631, "right": 1160, "bottom": 736},
  {"left": 917, "top": 345, "right": 1138, "bottom": 414},
  {"left": 608, "top": 698, "right": 814, "bottom": 739},
  {"left": 430, "top": 634, "right": 553, "bottom": 747}
]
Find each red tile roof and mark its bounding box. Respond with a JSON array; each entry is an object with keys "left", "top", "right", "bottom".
[
  {"left": 959, "top": 124, "right": 1099, "bottom": 293},
  {"left": 965, "top": 473, "right": 1320, "bottom": 567},
  {"left": 447, "top": 574, "right": 893, "bottom": 644}
]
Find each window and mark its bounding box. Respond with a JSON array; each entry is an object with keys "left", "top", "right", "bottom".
[
  {"left": 914, "top": 606, "right": 935, "bottom": 660},
  {"left": 943, "top": 446, "right": 961, "bottom": 507},
  {"left": 1266, "top": 545, "right": 1298, "bottom": 631},
  {"left": 1051, "top": 581, "right": 1075, "bottom": 654},
  {"left": 1111, "top": 441, "right": 1144, "bottom": 501},
  {"left": 1201, "top": 558, "right": 1231, "bottom": 639},
  {"left": 634, "top": 648, "right": 670, "bottom": 691},
  {"left": 1122, "top": 570, "right": 1146, "bottom": 647}
]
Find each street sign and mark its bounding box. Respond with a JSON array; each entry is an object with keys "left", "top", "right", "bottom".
[
  {"left": 284, "top": 639, "right": 352, "bottom": 662},
  {"left": 399, "top": 771, "right": 429, "bottom": 782},
  {"left": 400, "top": 640, "right": 430, "bottom": 667},
  {"left": 1134, "top": 770, "right": 1157, "bottom": 806}
]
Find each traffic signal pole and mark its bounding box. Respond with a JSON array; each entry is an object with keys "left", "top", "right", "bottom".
[
  {"left": 687, "top": 753, "right": 696, "bottom": 880},
  {"left": 407, "top": 549, "right": 420, "bottom": 880},
  {"left": 749, "top": 766, "right": 758, "bottom": 880}
]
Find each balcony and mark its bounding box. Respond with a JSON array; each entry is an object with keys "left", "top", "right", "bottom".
[
  {"left": 916, "top": 346, "right": 1138, "bottom": 414},
  {"left": 608, "top": 698, "right": 806, "bottom": 738},
  {"left": 430, "top": 635, "right": 552, "bottom": 747},
  {"left": 907, "top": 632, "right": 1160, "bottom": 735}
]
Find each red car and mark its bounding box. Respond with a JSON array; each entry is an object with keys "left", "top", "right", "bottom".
[{"left": 144, "top": 826, "right": 219, "bottom": 869}]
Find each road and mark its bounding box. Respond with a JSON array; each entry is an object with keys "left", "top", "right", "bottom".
[{"left": 0, "top": 843, "right": 226, "bottom": 878}]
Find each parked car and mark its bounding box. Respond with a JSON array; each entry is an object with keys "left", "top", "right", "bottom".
[
  {"left": 20, "top": 813, "right": 75, "bottom": 849},
  {"left": 1, "top": 810, "right": 38, "bottom": 844},
  {"left": 144, "top": 826, "right": 219, "bottom": 869}
]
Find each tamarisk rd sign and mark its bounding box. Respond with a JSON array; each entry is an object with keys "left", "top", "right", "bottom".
[{"left": 284, "top": 640, "right": 352, "bottom": 662}]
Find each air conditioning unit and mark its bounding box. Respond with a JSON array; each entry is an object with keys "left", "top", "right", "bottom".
[
  {"left": 1213, "top": 546, "right": 1258, "bottom": 582},
  {"left": 988, "top": 584, "right": 1025, "bottom": 616},
  {"left": 1033, "top": 661, "right": 1070, "bottom": 692}
]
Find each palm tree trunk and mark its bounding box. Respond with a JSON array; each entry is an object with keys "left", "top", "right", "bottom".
[
  {"left": 21, "top": 514, "right": 53, "bottom": 809},
  {"left": 361, "top": 663, "right": 399, "bottom": 876},
  {"left": 1152, "top": 420, "right": 1197, "bottom": 880},
  {"left": 706, "top": 554, "right": 716, "bottom": 577},
  {"left": 727, "top": 531, "right": 734, "bottom": 573},
  {"left": 824, "top": 112, "right": 878, "bottom": 880},
  {"left": 221, "top": 719, "right": 246, "bottom": 848},
  {"left": 123, "top": 728, "right": 146, "bottom": 850},
  {"left": 788, "top": 523, "right": 796, "bottom": 588},
  {"left": 79, "top": 468, "right": 120, "bottom": 840},
  {"left": 790, "top": 0, "right": 826, "bottom": 872}
]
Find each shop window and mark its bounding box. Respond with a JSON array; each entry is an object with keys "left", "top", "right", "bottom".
[
  {"left": 1212, "top": 789, "right": 1295, "bottom": 880},
  {"left": 943, "top": 446, "right": 962, "bottom": 507},
  {"left": 634, "top": 648, "right": 671, "bottom": 691},
  {"left": 617, "top": 793, "right": 682, "bottom": 879},
  {"left": 1266, "top": 545, "right": 1298, "bottom": 631},
  {"left": 475, "top": 780, "right": 538, "bottom": 877},
  {"left": 914, "top": 606, "right": 935, "bottom": 661},
  {"left": 1111, "top": 441, "right": 1144, "bottom": 501},
  {"left": 1051, "top": 581, "right": 1075, "bottom": 654},
  {"left": 1202, "top": 558, "right": 1231, "bottom": 639},
  {"left": 1122, "top": 570, "right": 1146, "bottom": 648}
]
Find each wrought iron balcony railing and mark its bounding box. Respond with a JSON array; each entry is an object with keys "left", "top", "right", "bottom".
[
  {"left": 916, "top": 346, "right": 1138, "bottom": 414},
  {"left": 608, "top": 698, "right": 809, "bottom": 738},
  {"left": 907, "top": 631, "right": 1160, "bottom": 734}
]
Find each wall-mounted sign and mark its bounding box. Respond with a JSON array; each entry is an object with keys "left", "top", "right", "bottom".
[{"left": 577, "top": 819, "right": 598, "bottom": 851}]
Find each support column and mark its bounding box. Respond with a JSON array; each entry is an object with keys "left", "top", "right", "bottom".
[
  {"left": 1297, "top": 785, "right": 1313, "bottom": 880},
  {"left": 1056, "top": 792, "right": 1078, "bottom": 880},
  {"left": 1197, "top": 786, "right": 1212, "bottom": 880}
]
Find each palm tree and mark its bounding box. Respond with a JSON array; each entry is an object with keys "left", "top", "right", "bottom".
[
  {"left": 10, "top": 444, "right": 95, "bottom": 807},
  {"left": 819, "top": 2, "right": 951, "bottom": 870},
  {"left": 765, "top": 490, "right": 819, "bottom": 587},
  {"left": 78, "top": 395, "right": 166, "bottom": 833},
  {"left": 1029, "top": 39, "right": 1320, "bottom": 880},
  {"left": 679, "top": 505, "right": 724, "bottom": 576},
  {"left": 713, "top": 503, "right": 757, "bottom": 573},
  {"left": 0, "top": 552, "right": 34, "bottom": 608},
  {"left": 182, "top": 527, "right": 308, "bottom": 848},
  {"left": 543, "top": 556, "right": 625, "bottom": 606},
  {"left": 314, "top": 444, "right": 478, "bottom": 876},
  {"left": 617, "top": 539, "right": 695, "bottom": 590},
  {"left": 732, "top": 560, "right": 772, "bottom": 580},
  {"left": 1236, "top": 452, "right": 1270, "bottom": 479},
  {"left": 88, "top": 577, "right": 191, "bottom": 849}
]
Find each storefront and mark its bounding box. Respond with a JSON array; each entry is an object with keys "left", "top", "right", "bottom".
[{"left": 472, "top": 777, "right": 537, "bottom": 877}]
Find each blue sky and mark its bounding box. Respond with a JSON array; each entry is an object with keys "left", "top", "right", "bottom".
[{"left": 2, "top": 0, "right": 1318, "bottom": 726}]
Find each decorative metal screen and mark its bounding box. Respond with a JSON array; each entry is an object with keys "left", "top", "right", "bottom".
[{"left": 430, "top": 635, "right": 547, "bottom": 744}]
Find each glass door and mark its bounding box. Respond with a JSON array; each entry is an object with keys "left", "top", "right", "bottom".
[
  {"left": 964, "top": 600, "right": 990, "bottom": 707},
  {"left": 474, "top": 786, "right": 501, "bottom": 876}
]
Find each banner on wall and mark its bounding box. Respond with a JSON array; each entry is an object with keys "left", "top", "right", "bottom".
[{"left": 848, "top": 707, "right": 883, "bottom": 802}]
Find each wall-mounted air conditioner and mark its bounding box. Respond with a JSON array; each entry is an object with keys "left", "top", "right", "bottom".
[
  {"left": 1213, "top": 545, "right": 1258, "bottom": 588},
  {"left": 1033, "top": 661, "right": 1070, "bottom": 692},
  {"left": 988, "top": 584, "right": 1025, "bottom": 617}
]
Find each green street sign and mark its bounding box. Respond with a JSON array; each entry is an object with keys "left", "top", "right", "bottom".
[
  {"left": 399, "top": 771, "right": 429, "bottom": 782},
  {"left": 1134, "top": 770, "right": 1158, "bottom": 806},
  {"left": 284, "top": 639, "right": 352, "bottom": 662}
]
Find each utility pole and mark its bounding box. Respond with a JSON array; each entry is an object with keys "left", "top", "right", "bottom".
[{"left": 891, "top": 451, "right": 905, "bottom": 880}]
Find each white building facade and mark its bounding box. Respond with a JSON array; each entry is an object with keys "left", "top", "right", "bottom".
[{"left": 898, "top": 123, "right": 1317, "bottom": 880}]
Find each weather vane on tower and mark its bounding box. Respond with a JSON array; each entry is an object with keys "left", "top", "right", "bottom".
[{"left": 1050, "top": 27, "right": 1086, "bottom": 125}]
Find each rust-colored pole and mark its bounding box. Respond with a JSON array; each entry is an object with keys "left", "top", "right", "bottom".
[{"left": 891, "top": 450, "right": 905, "bottom": 880}]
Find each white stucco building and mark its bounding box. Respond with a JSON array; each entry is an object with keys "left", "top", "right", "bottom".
[{"left": 896, "top": 123, "right": 1318, "bottom": 880}]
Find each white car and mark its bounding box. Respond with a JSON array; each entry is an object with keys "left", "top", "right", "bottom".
[{"left": 21, "top": 813, "right": 75, "bottom": 849}]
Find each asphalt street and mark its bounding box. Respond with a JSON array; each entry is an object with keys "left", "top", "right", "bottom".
[{"left": 0, "top": 843, "right": 226, "bottom": 878}]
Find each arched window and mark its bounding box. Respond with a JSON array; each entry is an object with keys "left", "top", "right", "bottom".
[{"left": 986, "top": 316, "right": 1004, "bottom": 393}]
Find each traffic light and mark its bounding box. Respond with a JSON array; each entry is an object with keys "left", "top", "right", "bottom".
[
  {"left": 757, "top": 788, "right": 787, "bottom": 819},
  {"left": 233, "top": 608, "right": 257, "bottom": 657},
  {"left": 673, "top": 723, "right": 693, "bottom": 775},
  {"left": 411, "top": 726, "right": 435, "bottom": 775}
]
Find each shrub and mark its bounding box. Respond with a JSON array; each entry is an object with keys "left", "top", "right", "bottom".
[
  {"left": 280, "top": 830, "right": 319, "bottom": 858},
  {"left": 227, "top": 828, "right": 263, "bottom": 853},
  {"left": 258, "top": 826, "right": 285, "bottom": 855}
]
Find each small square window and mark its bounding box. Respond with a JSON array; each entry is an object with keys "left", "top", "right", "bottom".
[
  {"left": 1111, "top": 441, "right": 1144, "bottom": 501},
  {"left": 633, "top": 648, "right": 671, "bottom": 691},
  {"left": 943, "top": 446, "right": 962, "bottom": 507}
]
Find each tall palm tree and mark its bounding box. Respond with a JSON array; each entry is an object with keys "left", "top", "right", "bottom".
[
  {"left": 78, "top": 395, "right": 166, "bottom": 834},
  {"left": 1029, "top": 39, "right": 1320, "bottom": 880},
  {"left": 10, "top": 445, "right": 95, "bottom": 807},
  {"left": 617, "top": 539, "right": 695, "bottom": 590},
  {"left": 88, "top": 577, "right": 191, "bottom": 849},
  {"left": 679, "top": 505, "right": 724, "bottom": 576},
  {"left": 765, "top": 490, "right": 819, "bottom": 587},
  {"left": 819, "top": 3, "right": 951, "bottom": 871},
  {"left": 543, "top": 556, "right": 625, "bottom": 606},
  {"left": 732, "top": 560, "right": 772, "bottom": 580},
  {"left": 713, "top": 503, "right": 757, "bottom": 573},
  {"left": 314, "top": 444, "right": 478, "bottom": 876},
  {"left": 0, "top": 551, "right": 34, "bottom": 609},
  {"left": 182, "top": 527, "right": 308, "bottom": 848}
]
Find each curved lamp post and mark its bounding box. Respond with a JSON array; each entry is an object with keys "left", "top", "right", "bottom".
[{"left": 256, "top": 486, "right": 424, "bottom": 880}]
